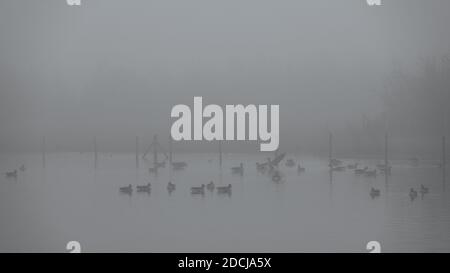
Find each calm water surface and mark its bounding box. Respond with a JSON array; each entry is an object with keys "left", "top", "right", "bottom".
[{"left": 0, "top": 153, "right": 449, "bottom": 252}]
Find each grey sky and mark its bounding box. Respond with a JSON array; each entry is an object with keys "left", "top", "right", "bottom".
[{"left": 1, "top": 0, "right": 449, "bottom": 152}]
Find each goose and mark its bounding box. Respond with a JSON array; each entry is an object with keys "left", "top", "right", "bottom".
[
  {"left": 167, "top": 181, "right": 176, "bottom": 192},
  {"left": 420, "top": 184, "right": 429, "bottom": 195},
  {"left": 365, "top": 169, "right": 377, "bottom": 177},
  {"left": 155, "top": 161, "right": 166, "bottom": 168},
  {"left": 191, "top": 184, "right": 205, "bottom": 195},
  {"left": 172, "top": 161, "right": 187, "bottom": 170},
  {"left": 370, "top": 187, "right": 380, "bottom": 198},
  {"left": 355, "top": 167, "right": 368, "bottom": 175},
  {"left": 4, "top": 170, "right": 17, "bottom": 179},
  {"left": 231, "top": 163, "right": 244, "bottom": 176},
  {"left": 206, "top": 181, "right": 215, "bottom": 192},
  {"left": 331, "top": 166, "right": 346, "bottom": 172},
  {"left": 285, "top": 159, "right": 295, "bottom": 168},
  {"left": 120, "top": 184, "right": 133, "bottom": 195},
  {"left": 19, "top": 165, "right": 26, "bottom": 172},
  {"left": 167, "top": 182, "right": 176, "bottom": 195},
  {"left": 256, "top": 162, "right": 268, "bottom": 172},
  {"left": 272, "top": 170, "right": 282, "bottom": 183},
  {"left": 137, "top": 183, "right": 151, "bottom": 193},
  {"left": 377, "top": 164, "right": 391, "bottom": 174},
  {"left": 409, "top": 188, "right": 418, "bottom": 201},
  {"left": 217, "top": 184, "right": 232, "bottom": 194},
  {"left": 297, "top": 164, "right": 305, "bottom": 173},
  {"left": 329, "top": 158, "right": 343, "bottom": 167},
  {"left": 409, "top": 157, "right": 419, "bottom": 166}
]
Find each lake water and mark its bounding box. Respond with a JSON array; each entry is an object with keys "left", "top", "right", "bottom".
[{"left": 0, "top": 153, "right": 449, "bottom": 252}]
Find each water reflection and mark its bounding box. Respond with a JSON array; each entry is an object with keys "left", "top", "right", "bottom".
[{"left": 0, "top": 153, "right": 449, "bottom": 252}]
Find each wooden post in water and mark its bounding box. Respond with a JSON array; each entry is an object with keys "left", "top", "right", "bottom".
[
  {"left": 384, "top": 132, "right": 389, "bottom": 191},
  {"left": 42, "top": 136, "right": 46, "bottom": 168},
  {"left": 169, "top": 135, "right": 173, "bottom": 165},
  {"left": 136, "top": 136, "right": 139, "bottom": 169},
  {"left": 328, "top": 132, "right": 332, "bottom": 168},
  {"left": 385, "top": 132, "right": 389, "bottom": 175},
  {"left": 219, "top": 140, "right": 222, "bottom": 168},
  {"left": 384, "top": 133, "right": 388, "bottom": 167},
  {"left": 94, "top": 136, "right": 97, "bottom": 169},
  {"left": 153, "top": 135, "right": 158, "bottom": 172},
  {"left": 443, "top": 136, "right": 446, "bottom": 192}
]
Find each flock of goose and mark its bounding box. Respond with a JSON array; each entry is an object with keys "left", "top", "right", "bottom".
[
  {"left": 329, "top": 158, "right": 431, "bottom": 200},
  {"left": 117, "top": 153, "right": 435, "bottom": 201},
  {"left": 119, "top": 181, "right": 232, "bottom": 197},
  {"left": 1, "top": 155, "right": 431, "bottom": 202},
  {"left": 2, "top": 164, "right": 25, "bottom": 180}
]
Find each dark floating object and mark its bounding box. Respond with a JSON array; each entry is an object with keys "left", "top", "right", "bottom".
[
  {"left": 191, "top": 184, "right": 205, "bottom": 195},
  {"left": 120, "top": 184, "right": 133, "bottom": 195},
  {"left": 172, "top": 161, "right": 187, "bottom": 171},
  {"left": 155, "top": 161, "right": 166, "bottom": 168},
  {"left": 137, "top": 183, "right": 151, "bottom": 193},
  {"left": 329, "top": 158, "right": 342, "bottom": 167},
  {"left": 271, "top": 170, "right": 282, "bottom": 183},
  {"left": 331, "top": 166, "right": 346, "bottom": 172},
  {"left": 409, "top": 188, "right": 418, "bottom": 201},
  {"left": 364, "top": 169, "right": 377, "bottom": 177},
  {"left": 4, "top": 170, "right": 17, "bottom": 179},
  {"left": 256, "top": 160, "right": 269, "bottom": 173},
  {"left": 297, "top": 164, "right": 305, "bottom": 174},
  {"left": 370, "top": 187, "right": 380, "bottom": 198},
  {"left": 217, "top": 184, "right": 232, "bottom": 195},
  {"left": 355, "top": 167, "right": 368, "bottom": 175},
  {"left": 285, "top": 159, "right": 295, "bottom": 168},
  {"left": 420, "top": 184, "right": 429, "bottom": 197},
  {"left": 19, "top": 165, "right": 26, "bottom": 172},
  {"left": 167, "top": 181, "right": 176, "bottom": 194},
  {"left": 206, "top": 181, "right": 215, "bottom": 192},
  {"left": 231, "top": 163, "right": 244, "bottom": 176}
]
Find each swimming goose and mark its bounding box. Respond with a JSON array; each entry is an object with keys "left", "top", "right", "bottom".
[
  {"left": 272, "top": 170, "right": 283, "bottom": 183},
  {"left": 191, "top": 184, "right": 205, "bottom": 195},
  {"left": 297, "top": 164, "right": 305, "bottom": 173},
  {"left": 355, "top": 167, "right": 368, "bottom": 175},
  {"left": 172, "top": 161, "right": 187, "bottom": 170},
  {"left": 370, "top": 187, "right": 380, "bottom": 198},
  {"left": 217, "top": 184, "right": 232, "bottom": 195},
  {"left": 231, "top": 163, "right": 244, "bottom": 176},
  {"left": 409, "top": 188, "right": 418, "bottom": 201},
  {"left": 420, "top": 184, "right": 429, "bottom": 195},
  {"left": 120, "top": 184, "right": 133, "bottom": 195},
  {"left": 329, "top": 158, "right": 343, "bottom": 167},
  {"left": 4, "top": 170, "right": 17, "bottom": 179},
  {"left": 364, "top": 169, "right": 377, "bottom": 177},
  {"left": 167, "top": 181, "right": 176, "bottom": 194},
  {"left": 206, "top": 181, "right": 215, "bottom": 192},
  {"left": 256, "top": 162, "right": 268, "bottom": 172},
  {"left": 332, "top": 166, "right": 346, "bottom": 172},
  {"left": 285, "top": 159, "right": 295, "bottom": 168},
  {"left": 155, "top": 161, "right": 166, "bottom": 168},
  {"left": 137, "top": 183, "right": 151, "bottom": 193},
  {"left": 377, "top": 164, "right": 391, "bottom": 174}
]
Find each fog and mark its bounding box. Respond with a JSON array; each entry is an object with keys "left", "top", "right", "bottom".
[{"left": 1, "top": 0, "right": 450, "bottom": 154}]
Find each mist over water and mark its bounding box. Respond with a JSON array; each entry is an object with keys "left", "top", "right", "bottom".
[{"left": 1, "top": 1, "right": 450, "bottom": 252}]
